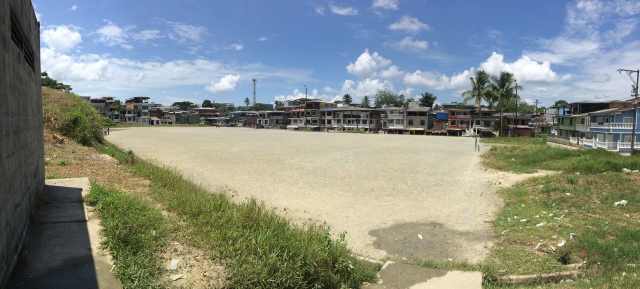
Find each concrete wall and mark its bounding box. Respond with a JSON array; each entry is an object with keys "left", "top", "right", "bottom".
[{"left": 0, "top": 0, "right": 44, "bottom": 286}]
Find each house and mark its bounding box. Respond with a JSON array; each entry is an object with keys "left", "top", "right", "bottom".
[
  {"left": 90, "top": 96, "right": 117, "bottom": 120},
  {"left": 149, "top": 117, "right": 161, "bottom": 125},
  {"left": 174, "top": 112, "right": 199, "bottom": 124},
  {"left": 428, "top": 111, "right": 448, "bottom": 134},
  {"left": 228, "top": 111, "right": 258, "bottom": 127},
  {"left": 257, "top": 111, "right": 289, "bottom": 128},
  {"left": 194, "top": 108, "right": 221, "bottom": 125},
  {"left": 381, "top": 107, "right": 405, "bottom": 134},
  {"left": 287, "top": 109, "right": 306, "bottom": 129},
  {"left": 471, "top": 108, "right": 497, "bottom": 136},
  {"left": 582, "top": 107, "right": 640, "bottom": 152},
  {"left": 319, "top": 107, "right": 382, "bottom": 132},
  {"left": 405, "top": 107, "right": 432, "bottom": 134},
  {"left": 124, "top": 96, "right": 151, "bottom": 124},
  {"left": 446, "top": 109, "right": 471, "bottom": 136}
]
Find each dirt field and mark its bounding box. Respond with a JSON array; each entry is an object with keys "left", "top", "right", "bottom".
[{"left": 107, "top": 127, "right": 505, "bottom": 263}]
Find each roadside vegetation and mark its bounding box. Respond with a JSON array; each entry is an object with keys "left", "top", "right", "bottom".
[
  {"left": 482, "top": 137, "right": 640, "bottom": 288},
  {"left": 44, "top": 87, "right": 378, "bottom": 288},
  {"left": 86, "top": 184, "right": 168, "bottom": 288}
]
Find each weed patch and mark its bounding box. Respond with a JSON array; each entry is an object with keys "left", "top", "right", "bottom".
[{"left": 86, "top": 183, "right": 168, "bottom": 288}]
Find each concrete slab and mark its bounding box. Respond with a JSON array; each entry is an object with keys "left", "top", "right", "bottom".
[
  {"left": 363, "top": 262, "right": 482, "bottom": 289},
  {"left": 8, "top": 178, "right": 121, "bottom": 289}
]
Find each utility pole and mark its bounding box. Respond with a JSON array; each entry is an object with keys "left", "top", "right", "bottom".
[
  {"left": 514, "top": 82, "right": 518, "bottom": 137},
  {"left": 304, "top": 85, "right": 308, "bottom": 131},
  {"left": 618, "top": 69, "right": 639, "bottom": 155},
  {"left": 252, "top": 78, "right": 257, "bottom": 107},
  {"left": 535, "top": 99, "right": 539, "bottom": 114}
]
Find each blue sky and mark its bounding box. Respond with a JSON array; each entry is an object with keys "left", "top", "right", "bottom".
[{"left": 35, "top": 0, "right": 640, "bottom": 107}]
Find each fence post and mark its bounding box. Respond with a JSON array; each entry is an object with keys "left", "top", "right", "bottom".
[{"left": 618, "top": 140, "right": 621, "bottom": 151}]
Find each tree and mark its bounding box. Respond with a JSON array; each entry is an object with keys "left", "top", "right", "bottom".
[
  {"left": 342, "top": 94, "right": 352, "bottom": 105},
  {"left": 504, "top": 100, "right": 534, "bottom": 114},
  {"left": 212, "top": 103, "right": 222, "bottom": 109},
  {"left": 419, "top": 91, "right": 437, "bottom": 108},
  {"left": 111, "top": 100, "right": 122, "bottom": 121},
  {"left": 202, "top": 100, "right": 213, "bottom": 108},
  {"left": 433, "top": 104, "right": 440, "bottom": 110},
  {"left": 41, "top": 72, "right": 72, "bottom": 92},
  {"left": 172, "top": 101, "right": 194, "bottom": 111},
  {"left": 333, "top": 100, "right": 343, "bottom": 104},
  {"left": 274, "top": 100, "right": 284, "bottom": 107},
  {"left": 373, "top": 90, "right": 405, "bottom": 108},
  {"left": 362, "top": 96, "right": 371, "bottom": 108},
  {"left": 489, "top": 71, "right": 522, "bottom": 136},
  {"left": 462, "top": 70, "right": 491, "bottom": 133},
  {"left": 554, "top": 100, "right": 569, "bottom": 107},
  {"left": 244, "top": 97, "right": 250, "bottom": 107},
  {"left": 253, "top": 103, "right": 269, "bottom": 111},
  {"left": 407, "top": 97, "right": 415, "bottom": 102}
]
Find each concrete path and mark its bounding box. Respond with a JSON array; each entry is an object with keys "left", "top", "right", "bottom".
[{"left": 8, "top": 178, "right": 121, "bottom": 289}]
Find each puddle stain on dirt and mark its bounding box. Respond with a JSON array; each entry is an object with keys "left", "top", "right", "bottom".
[{"left": 370, "top": 222, "right": 493, "bottom": 262}]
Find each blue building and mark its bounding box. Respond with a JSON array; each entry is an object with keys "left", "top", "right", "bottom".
[{"left": 582, "top": 107, "right": 640, "bottom": 152}]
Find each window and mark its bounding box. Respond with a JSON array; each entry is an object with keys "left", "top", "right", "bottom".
[
  {"left": 581, "top": 118, "right": 585, "bottom": 124},
  {"left": 450, "top": 120, "right": 457, "bottom": 125},
  {"left": 361, "top": 120, "right": 367, "bottom": 124},
  {"left": 475, "top": 120, "right": 480, "bottom": 125},
  {"left": 597, "top": 117, "right": 603, "bottom": 124},
  {"left": 623, "top": 117, "right": 633, "bottom": 123},
  {"left": 450, "top": 111, "right": 457, "bottom": 116},
  {"left": 408, "top": 119, "right": 414, "bottom": 125},
  {"left": 625, "top": 135, "right": 632, "bottom": 142},
  {"left": 420, "top": 120, "right": 426, "bottom": 126},
  {"left": 395, "top": 119, "right": 402, "bottom": 125},
  {"left": 605, "top": 117, "right": 609, "bottom": 123},
  {"left": 569, "top": 118, "right": 573, "bottom": 125},
  {"left": 10, "top": 12, "right": 35, "bottom": 71},
  {"left": 327, "top": 120, "right": 332, "bottom": 125}
]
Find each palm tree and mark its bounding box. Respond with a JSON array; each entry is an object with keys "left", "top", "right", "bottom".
[
  {"left": 342, "top": 94, "right": 352, "bottom": 105},
  {"left": 244, "top": 97, "right": 250, "bottom": 109},
  {"left": 362, "top": 96, "right": 371, "bottom": 108},
  {"left": 462, "top": 70, "right": 491, "bottom": 133},
  {"left": 489, "top": 71, "right": 523, "bottom": 136}
]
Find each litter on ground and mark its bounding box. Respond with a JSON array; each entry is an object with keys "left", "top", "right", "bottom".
[{"left": 614, "top": 200, "right": 629, "bottom": 207}]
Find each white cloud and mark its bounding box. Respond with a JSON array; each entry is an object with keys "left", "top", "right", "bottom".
[
  {"left": 131, "top": 29, "right": 162, "bottom": 41},
  {"left": 393, "top": 37, "right": 429, "bottom": 51},
  {"left": 346, "top": 49, "right": 392, "bottom": 78},
  {"left": 389, "top": 16, "right": 431, "bottom": 33},
  {"left": 403, "top": 69, "right": 474, "bottom": 90},
  {"left": 228, "top": 43, "right": 244, "bottom": 50},
  {"left": 205, "top": 74, "right": 241, "bottom": 93},
  {"left": 341, "top": 78, "right": 394, "bottom": 98},
  {"left": 258, "top": 37, "right": 267, "bottom": 41},
  {"left": 372, "top": 0, "right": 399, "bottom": 10},
  {"left": 41, "top": 48, "right": 109, "bottom": 81},
  {"left": 315, "top": 6, "right": 325, "bottom": 15},
  {"left": 69, "top": 5, "right": 77, "bottom": 11},
  {"left": 34, "top": 4, "right": 41, "bottom": 21},
  {"left": 95, "top": 20, "right": 133, "bottom": 50},
  {"left": 479, "top": 52, "right": 567, "bottom": 83},
  {"left": 329, "top": 2, "right": 358, "bottom": 16},
  {"left": 168, "top": 21, "right": 207, "bottom": 42},
  {"left": 323, "top": 86, "right": 337, "bottom": 93},
  {"left": 379, "top": 65, "right": 404, "bottom": 79},
  {"left": 398, "top": 87, "right": 414, "bottom": 97},
  {"left": 42, "top": 25, "right": 82, "bottom": 54}
]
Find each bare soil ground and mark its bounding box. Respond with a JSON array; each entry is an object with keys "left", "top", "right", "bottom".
[{"left": 107, "top": 127, "right": 528, "bottom": 263}]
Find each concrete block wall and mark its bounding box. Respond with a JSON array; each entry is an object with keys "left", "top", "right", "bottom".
[{"left": 0, "top": 0, "right": 44, "bottom": 286}]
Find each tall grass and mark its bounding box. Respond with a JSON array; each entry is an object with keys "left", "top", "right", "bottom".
[
  {"left": 85, "top": 183, "right": 168, "bottom": 288},
  {"left": 43, "top": 87, "right": 106, "bottom": 145},
  {"left": 100, "top": 143, "right": 379, "bottom": 288}
]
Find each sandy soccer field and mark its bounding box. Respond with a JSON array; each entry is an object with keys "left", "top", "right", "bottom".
[{"left": 107, "top": 127, "right": 502, "bottom": 262}]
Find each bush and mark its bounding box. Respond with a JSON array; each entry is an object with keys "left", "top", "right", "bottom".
[{"left": 43, "top": 88, "right": 104, "bottom": 146}]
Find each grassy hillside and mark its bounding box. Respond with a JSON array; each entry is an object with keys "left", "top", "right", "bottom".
[{"left": 42, "top": 87, "right": 105, "bottom": 145}]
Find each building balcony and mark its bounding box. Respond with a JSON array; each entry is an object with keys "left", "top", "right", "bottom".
[{"left": 590, "top": 122, "right": 633, "bottom": 129}]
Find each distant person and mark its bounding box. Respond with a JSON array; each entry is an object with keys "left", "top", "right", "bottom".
[{"left": 106, "top": 126, "right": 110, "bottom": 135}]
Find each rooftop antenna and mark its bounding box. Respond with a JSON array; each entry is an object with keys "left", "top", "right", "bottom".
[{"left": 252, "top": 78, "right": 257, "bottom": 106}]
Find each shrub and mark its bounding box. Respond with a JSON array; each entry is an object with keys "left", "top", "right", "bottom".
[{"left": 43, "top": 88, "right": 104, "bottom": 146}]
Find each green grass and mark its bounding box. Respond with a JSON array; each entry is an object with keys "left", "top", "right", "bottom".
[
  {"left": 482, "top": 137, "right": 640, "bottom": 287},
  {"left": 85, "top": 183, "right": 168, "bottom": 288},
  {"left": 42, "top": 87, "right": 105, "bottom": 146},
  {"left": 482, "top": 137, "right": 640, "bottom": 174},
  {"left": 100, "top": 142, "right": 379, "bottom": 288}
]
